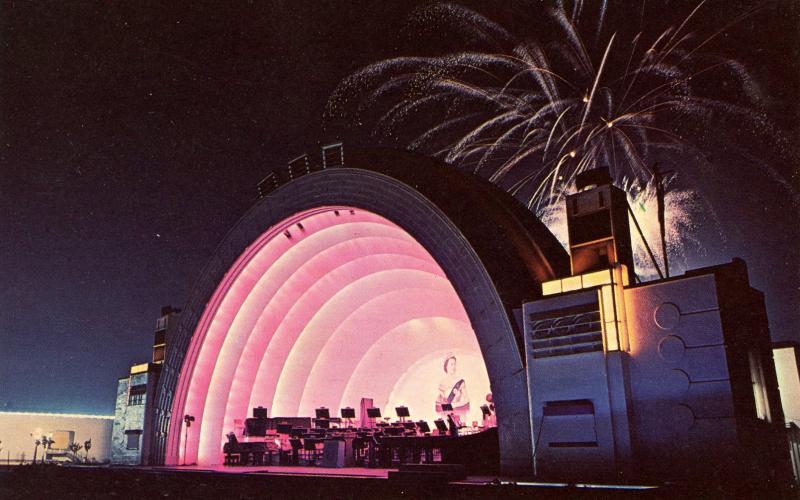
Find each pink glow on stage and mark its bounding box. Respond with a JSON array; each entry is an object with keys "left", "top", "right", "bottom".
[
  {"left": 343, "top": 326, "right": 490, "bottom": 425},
  {"left": 168, "top": 207, "right": 488, "bottom": 465}
]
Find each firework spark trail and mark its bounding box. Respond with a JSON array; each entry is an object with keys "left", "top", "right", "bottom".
[
  {"left": 580, "top": 33, "right": 616, "bottom": 136},
  {"left": 326, "top": 1, "right": 797, "bottom": 265}
]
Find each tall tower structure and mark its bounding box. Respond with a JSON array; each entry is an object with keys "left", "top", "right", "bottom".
[
  {"left": 112, "top": 306, "right": 181, "bottom": 465},
  {"left": 566, "top": 167, "right": 634, "bottom": 283},
  {"left": 153, "top": 306, "right": 181, "bottom": 364}
]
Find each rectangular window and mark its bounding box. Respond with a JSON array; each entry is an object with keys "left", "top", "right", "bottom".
[
  {"left": 153, "top": 345, "right": 165, "bottom": 363},
  {"left": 155, "top": 316, "right": 167, "bottom": 331},
  {"left": 749, "top": 350, "right": 771, "bottom": 422},
  {"left": 128, "top": 384, "right": 146, "bottom": 406},
  {"left": 568, "top": 211, "right": 612, "bottom": 245},
  {"left": 125, "top": 431, "right": 141, "bottom": 450}
]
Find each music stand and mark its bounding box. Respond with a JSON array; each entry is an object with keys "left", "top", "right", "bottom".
[
  {"left": 276, "top": 423, "right": 293, "bottom": 435},
  {"left": 417, "top": 420, "right": 431, "bottom": 434},
  {"left": 340, "top": 407, "right": 356, "bottom": 427},
  {"left": 315, "top": 407, "right": 330, "bottom": 420},
  {"left": 440, "top": 403, "right": 453, "bottom": 413},
  {"left": 395, "top": 406, "right": 410, "bottom": 423},
  {"left": 366, "top": 407, "right": 381, "bottom": 427},
  {"left": 315, "top": 418, "right": 330, "bottom": 429},
  {"left": 433, "top": 419, "right": 448, "bottom": 434}
]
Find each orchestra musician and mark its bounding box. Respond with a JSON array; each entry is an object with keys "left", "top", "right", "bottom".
[
  {"left": 482, "top": 393, "right": 497, "bottom": 428},
  {"left": 446, "top": 412, "right": 459, "bottom": 437},
  {"left": 436, "top": 354, "right": 470, "bottom": 421}
]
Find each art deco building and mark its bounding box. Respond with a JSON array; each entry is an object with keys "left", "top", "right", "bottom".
[
  {"left": 111, "top": 306, "right": 180, "bottom": 465},
  {"left": 524, "top": 169, "right": 790, "bottom": 484}
]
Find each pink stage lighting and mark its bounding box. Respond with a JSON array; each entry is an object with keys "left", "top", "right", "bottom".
[{"left": 167, "top": 207, "right": 488, "bottom": 465}]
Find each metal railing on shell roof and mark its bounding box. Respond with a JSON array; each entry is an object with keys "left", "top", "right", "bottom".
[{"left": 256, "top": 143, "right": 344, "bottom": 198}]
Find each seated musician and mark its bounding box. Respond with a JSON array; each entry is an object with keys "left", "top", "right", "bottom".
[
  {"left": 436, "top": 354, "right": 470, "bottom": 421},
  {"left": 446, "top": 412, "right": 459, "bottom": 437},
  {"left": 223, "top": 432, "right": 239, "bottom": 464},
  {"left": 483, "top": 393, "right": 497, "bottom": 428}
]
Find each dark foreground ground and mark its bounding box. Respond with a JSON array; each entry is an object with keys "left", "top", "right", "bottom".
[{"left": 0, "top": 464, "right": 793, "bottom": 499}]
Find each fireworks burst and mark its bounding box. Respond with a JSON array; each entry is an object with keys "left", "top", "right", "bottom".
[{"left": 327, "top": 1, "right": 788, "bottom": 277}]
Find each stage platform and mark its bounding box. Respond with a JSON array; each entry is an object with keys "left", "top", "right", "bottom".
[
  {"left": 142, "top": 464, "right": 550, "bottom": 485},
  {"left": 148, "top": 463, "right": 393, "bottom": 479},
  {"left": 0, "top": 463, "right": 683, "bottom": 499}
]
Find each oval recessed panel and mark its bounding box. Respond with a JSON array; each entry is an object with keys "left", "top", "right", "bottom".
[
  {"left": 654, "top": 302, "right": 681, "bottom": 330},
  {"left": 658, "top": 335, "right": 686, "bottom": 363}
]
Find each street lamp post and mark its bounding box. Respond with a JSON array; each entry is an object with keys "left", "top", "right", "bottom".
[
  {"left": 182, "top": 415, "right": 195, "bottom": 466},
  {"left": 31, "top": 436, "right": 40, "bottom": 465}
]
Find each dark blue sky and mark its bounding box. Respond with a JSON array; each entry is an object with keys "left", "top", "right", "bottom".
[{"left": 1, "top": 1, "right": 797, "bottom": 415}]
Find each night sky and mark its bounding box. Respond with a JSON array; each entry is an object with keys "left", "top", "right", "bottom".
[{"left": 2, "top": 1, "right": 798, "bottom": 415}]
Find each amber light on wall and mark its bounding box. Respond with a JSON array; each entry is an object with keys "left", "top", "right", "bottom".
[
  {"left": 542, "top": 268, "right": 614, "bottom": 295},
  {"left": 130, "top": 363, "right": 149, "bottom": 374},
  {"left": 598, "top": 265, "right": 629, "bottom": 352}
]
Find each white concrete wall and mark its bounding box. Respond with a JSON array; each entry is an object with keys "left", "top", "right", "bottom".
[
  {"left": 524, "top": 289, "right": 632, "bottom": 480},
  {"left": 0, "top": 411, "right": 113, "bottom": 464},
  {"left": 528, "top": 351, "right": 619, "bottom": 478},
  {"left": 624, "top": 274, "right": 738, "bottom": 478},
  {"left": 774, "top": 346, "right": 800, "bottom": 426},
  {"left": 111, "top": 372, "right": 150, "bottom": 465}
]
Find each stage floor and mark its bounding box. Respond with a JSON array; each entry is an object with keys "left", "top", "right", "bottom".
[
  {"left": 150, "top": 464, "right": 393, "bottom": 479},
  {"left": 1, "top": 465, "right": 677, "bottom": 499},
  {"left": 140, "top": 464, "right": 543, "bottom": 487},
  {"left": 140, "top": 464, "right": 597, "bottom": 487}
]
